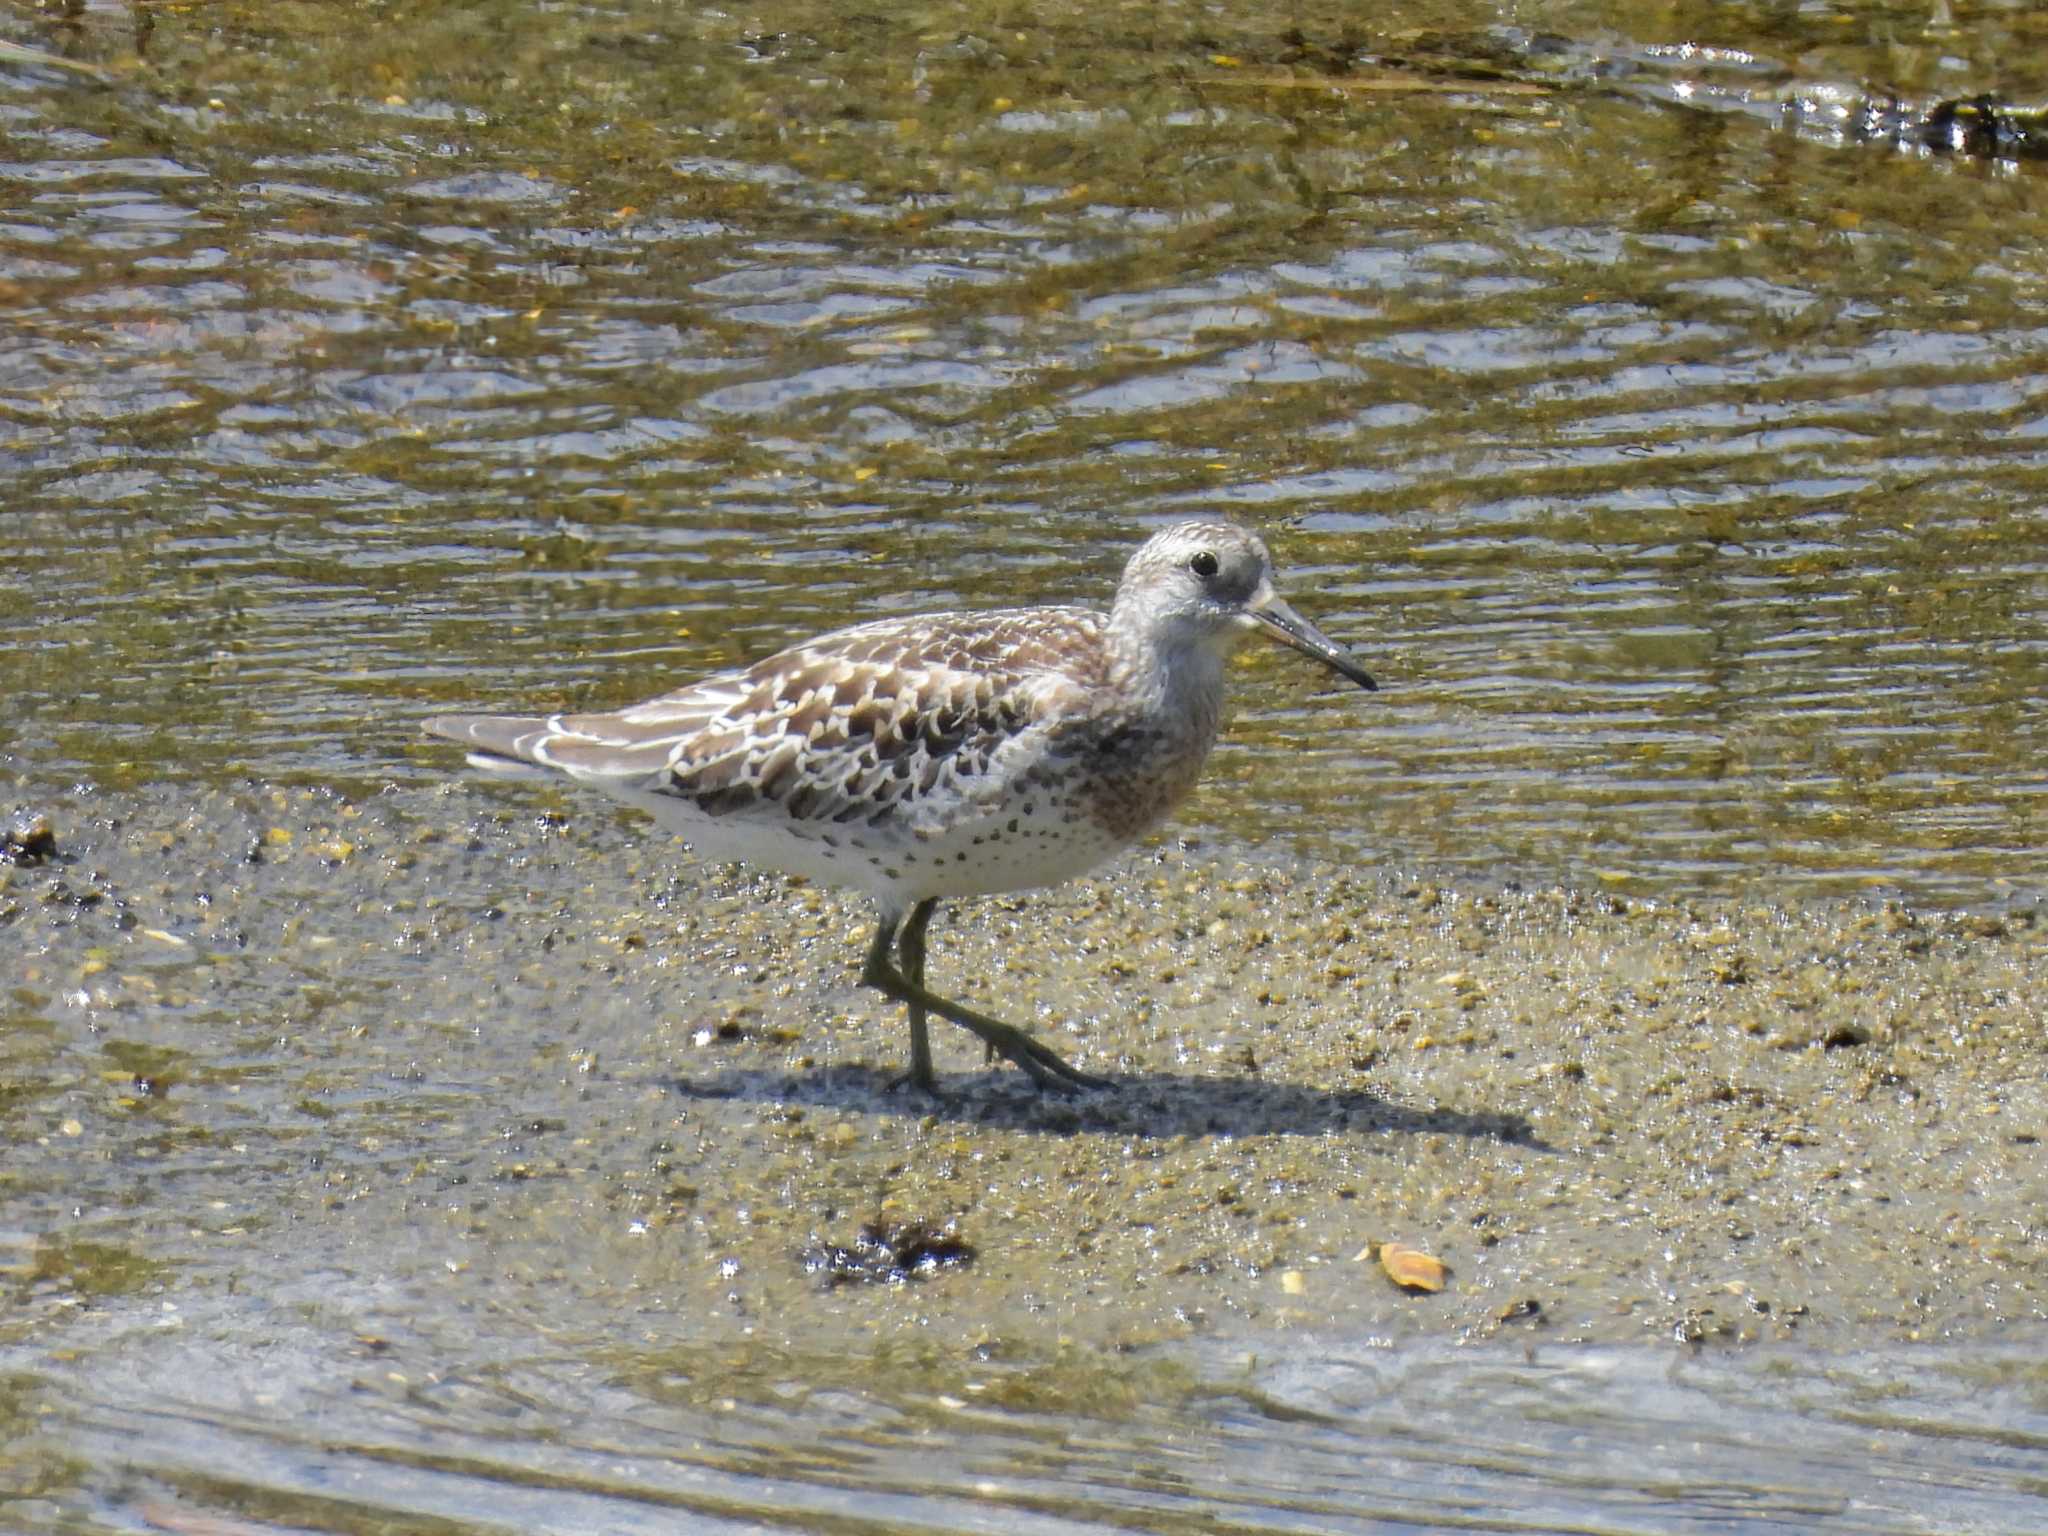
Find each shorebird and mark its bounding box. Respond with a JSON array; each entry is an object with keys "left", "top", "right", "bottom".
[{"left": 425, "top": 520, "right": 1376, "bottom": 1093}]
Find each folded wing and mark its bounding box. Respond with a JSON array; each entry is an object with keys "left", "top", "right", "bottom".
[{"left": 423, "top": 608, "right": 1109, "bottom": 832}]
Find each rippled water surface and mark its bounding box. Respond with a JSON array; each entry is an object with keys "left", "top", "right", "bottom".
[
  {"left": 5, "top": 0, "right": 2048, "bottom": 1529},
  {"left": 12, "top": 1303, "right": 2048, "bottom": 1535},
  {"left": 5, "top": 0, "right": 2046, "bottom": 901}
]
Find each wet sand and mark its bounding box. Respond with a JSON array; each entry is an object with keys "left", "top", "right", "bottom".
[{"left": 5, "top": 781, "right": 2043, "bottom": 1362}]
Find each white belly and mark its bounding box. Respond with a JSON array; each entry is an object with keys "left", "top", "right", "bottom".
[{"left": 611, "top": 778, "right": 1132, "bottom": 907}]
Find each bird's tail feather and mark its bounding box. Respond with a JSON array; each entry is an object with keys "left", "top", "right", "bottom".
[{"left": 424, "top": 714, "right": 555, "bottom": 777}]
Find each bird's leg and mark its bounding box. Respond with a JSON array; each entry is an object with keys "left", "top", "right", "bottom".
[
  {"left": 897, "top": 898, "right": 937, "bottom": 1095},
  {"left": 861, "top": 906, "right": 1111, "bottom": 1093},
  {"left": 899, "top": 900, "right": 989, "bottom": 1067}
]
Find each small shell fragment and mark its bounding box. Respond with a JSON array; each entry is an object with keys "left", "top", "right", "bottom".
[{"left": 1378, "top": 1242, "right": 1448, "bottom": 1293}]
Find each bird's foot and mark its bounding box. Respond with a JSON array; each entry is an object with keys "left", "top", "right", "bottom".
[
  {"left": 862, "top": 958, "right": 1112, "bottom": 1094},
  {"left": 969, "top": 1018, "right": 1114, "bottom": 1092},
  {"left": 886, "top": 1065, "right": 945, "bottom": 1097}
]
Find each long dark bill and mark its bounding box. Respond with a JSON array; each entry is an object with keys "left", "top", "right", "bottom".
[{"left": 1251, "top": 597, "right": 1378, "bottom": 691}]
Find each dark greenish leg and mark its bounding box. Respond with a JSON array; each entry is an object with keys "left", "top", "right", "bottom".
[
  {"left": 861, "top": 903, "right": 1111, "bottom": 1094},
  {"left": 898, "top": 898, "right": 937, "bottom": 1094}
]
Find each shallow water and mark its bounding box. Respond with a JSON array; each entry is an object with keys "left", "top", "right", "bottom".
[
  {"left": 11, "top": 1300, "right": 2048, "bottom": 1535},
  {"left": 4, "top": 0, "right": 2047, "bottom": 1530},
  {"left": 4, "top": 0, "right": 2047, "bottom": 901}
]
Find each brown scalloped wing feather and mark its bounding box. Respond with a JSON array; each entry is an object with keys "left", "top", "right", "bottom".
[{"left": 537, "top": 609, "right": 1111, "bottom": 827}]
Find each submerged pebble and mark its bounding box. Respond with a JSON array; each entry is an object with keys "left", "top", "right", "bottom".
[
  {"left": 3, "top": 809, "right": 55, "bottom": 865},
  {"left": 804, "top": 1221, "right": 977, "bottom": 1286}
]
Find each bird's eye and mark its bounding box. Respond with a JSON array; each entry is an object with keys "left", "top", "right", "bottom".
[{"left": 1188, "top": 550, "right": 1219, "bottom": 579}]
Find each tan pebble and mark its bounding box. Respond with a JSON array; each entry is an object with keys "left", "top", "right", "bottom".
[{"left": 1379, "top": 1242, "right": 1447, "bottom": 1292}]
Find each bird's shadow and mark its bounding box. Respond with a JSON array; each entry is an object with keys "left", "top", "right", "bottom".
[{"left": 673, "top": 1064, "right": 1547, "bottom": 1148}]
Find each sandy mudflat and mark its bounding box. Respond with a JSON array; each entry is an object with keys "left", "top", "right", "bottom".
[{"left": 4, "top": 782, "right": 2043, "bottom": 1359}]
